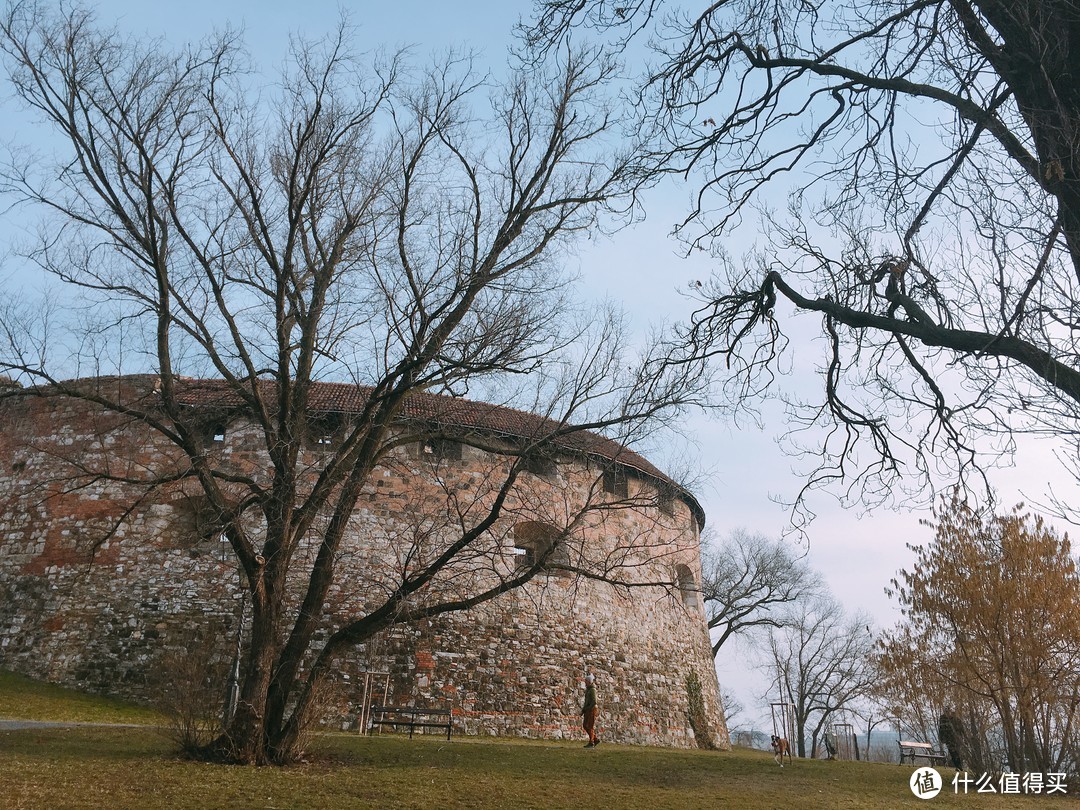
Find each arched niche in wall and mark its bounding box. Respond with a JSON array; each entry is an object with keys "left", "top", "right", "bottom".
[{"left": 674, "top": 563, "right": 699, "bottom": 611}]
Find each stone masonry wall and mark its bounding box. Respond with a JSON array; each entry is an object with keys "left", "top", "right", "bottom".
[{"left": 0, "top": 378, "right": 728, "bottom": 748}]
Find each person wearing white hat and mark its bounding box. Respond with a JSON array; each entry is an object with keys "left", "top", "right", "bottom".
[{"left": 581, "top": 672, "right": 600, "bottom": 747}]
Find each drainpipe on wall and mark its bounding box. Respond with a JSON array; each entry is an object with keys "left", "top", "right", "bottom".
[{"left": 222, "top": 591, "right": 246, "bottom": 727}]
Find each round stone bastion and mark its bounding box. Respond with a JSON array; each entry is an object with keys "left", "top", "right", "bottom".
[{"left": 0, "top": 375, "right": 728, "bottom": 749}]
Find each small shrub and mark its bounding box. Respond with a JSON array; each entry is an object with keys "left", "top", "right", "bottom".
[
  {"left": 151, "top": 626, "right": 233, "bottom": 756},
  {"left": 286, "top": 672, "right": 347, "bottom": 762}
]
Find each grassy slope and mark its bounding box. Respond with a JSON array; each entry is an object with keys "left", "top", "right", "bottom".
[
  {"left": 0, "top": 671, "right": 1074, "bottom": 809},
  {"left": 0, "top": 670, "right": 164, "bottom": 724}
]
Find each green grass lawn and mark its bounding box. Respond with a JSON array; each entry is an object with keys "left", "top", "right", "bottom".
[
  {"left": 0, "top": 672, "right": 1075, "bottom": 808},
  {"left": 0, "top": 670, "right": 165, "bottom": 725}
]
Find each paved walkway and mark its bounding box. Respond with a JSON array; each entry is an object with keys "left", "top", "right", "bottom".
[{"left": 0, "top": 718, "right": 149, "bottom": 731}]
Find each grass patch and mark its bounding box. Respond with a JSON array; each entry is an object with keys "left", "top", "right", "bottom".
[
  {"left": 1, "top": 728, "right": 1076, "bottom": 809},
  {"left": 0, "top": 672, "right": 1075, "bottom": 808},
  {"left": 0, "top": 670, "right": 164, "bottom": 725}
]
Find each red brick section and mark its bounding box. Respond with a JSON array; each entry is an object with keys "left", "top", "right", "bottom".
[{"left": 415, "top": 649, "right": 436, "bottom": 672}]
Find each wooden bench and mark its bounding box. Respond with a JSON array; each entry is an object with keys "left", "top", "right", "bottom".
[
  {"left": 898, "top": 740, "right": 948, "bottom": 766},
  {"left": 369, "top": 704, "right": 454, "bottom": 740}
]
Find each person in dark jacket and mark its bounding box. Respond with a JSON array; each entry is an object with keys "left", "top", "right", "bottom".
[
  {"left": 938, "top": 708, "right": 965, "bottom": 769},
  {"left": 581, "top": 673, "right": 599, "bottom": 747}
]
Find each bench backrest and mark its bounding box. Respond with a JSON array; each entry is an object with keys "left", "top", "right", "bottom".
[
  {"left": 371, "top": 705, "right": 452, "bottom": 718},
  {"left": 899, "top": 741, "right": 934, "bottom": 750}
]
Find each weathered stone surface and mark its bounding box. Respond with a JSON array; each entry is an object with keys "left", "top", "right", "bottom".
[{"left": 0, "top": 377, "right": 728, "bottom": 748}]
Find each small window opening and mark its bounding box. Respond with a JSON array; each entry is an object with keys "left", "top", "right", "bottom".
[
  {"left": 422, "top": 438, "right": 462, "bottom": 461},
  {"left": 513, "top": 521, "right": 570, "bottom": 576},
  {"left": 523, "top": 454, "right": 557, "bottom": 478},
  {"left": 195, "top": 420, "right": 228, "bottom": 447},
  {"left": 658, "top": 485, "right": 676, "bottom": 516},
  {"left": 174, "top": 494, "right": 233, "bottom": 557},
  {"left": 602, "top": 466, "right": 628, "bottom": 498},
  {"left": 306, "top": 414, "right": 343, "bottom": 450}
]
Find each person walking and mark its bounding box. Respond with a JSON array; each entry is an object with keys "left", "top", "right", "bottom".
[{"left": 581, "top": 673, "right": 600, "bottom": 748}]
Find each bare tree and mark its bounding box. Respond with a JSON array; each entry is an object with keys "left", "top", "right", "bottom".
[
  {"left": 526, "top": 1, "right": 1080, "bottom": 521},
  {"left": 767, "top": 594, "right": 875, "bottom": 758},
  {"left": 701, "top": 528, "right": 821, "bottom": 655},
  {"left": 0, "top": 6, "right": 707, "bottom": 764}
]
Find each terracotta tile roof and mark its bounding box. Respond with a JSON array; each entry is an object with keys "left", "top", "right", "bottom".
[{"left": 173, "top": 377, "right": 704, "bottom": 526}]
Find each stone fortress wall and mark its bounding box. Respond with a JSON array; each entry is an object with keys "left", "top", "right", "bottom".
[{"left": 0, "top": 376, "right": 728, "bottom": 749}]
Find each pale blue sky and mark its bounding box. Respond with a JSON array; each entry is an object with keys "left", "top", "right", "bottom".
[{"left": 1, "top": 0, "right": 1074, "bottom": 727}]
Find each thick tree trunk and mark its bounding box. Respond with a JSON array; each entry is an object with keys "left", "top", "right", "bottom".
[{"left": 203, "top": 589, "right": 281, "bottom": 764}]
